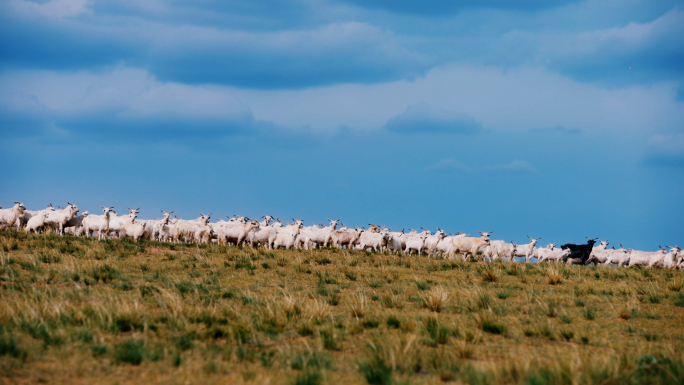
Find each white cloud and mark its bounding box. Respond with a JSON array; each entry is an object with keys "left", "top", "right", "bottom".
[
  {"left": 0, "top": 67, "right": 252, "bottom": 122},
  {"left": 8, "top": 0, "right": 91, "bottom": 19},
  {"left": 649, "top": 133, "right": 684, "bottom": 155},
  {"left": 238, "top": 64, "right": 683, "bottom": 134},
  {"left": 383, "top": 103, "right": 481, "bottom": 134},
  {"left": 548, "top": 8, "right": 684, "bottom": 56},
  {"left": 1, "top": 64, "right": 682, "bottom": 137}
]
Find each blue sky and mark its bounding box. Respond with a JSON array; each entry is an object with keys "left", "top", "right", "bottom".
[{"left": 1, "top": 0, "right": 682, "bottom": 250}]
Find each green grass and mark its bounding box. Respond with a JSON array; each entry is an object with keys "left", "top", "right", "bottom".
[{"left": 0, "top": 231, "right": 682, "bottom": 384}]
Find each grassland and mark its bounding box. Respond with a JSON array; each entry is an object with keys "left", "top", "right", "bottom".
[{"left": 0, "top": 231, "right": 683, "bottom": 385}]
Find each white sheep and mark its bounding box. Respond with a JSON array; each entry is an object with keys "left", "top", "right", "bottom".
[
  {"left": 217, "top": 220, "right": 259, "bottom": 246},
  {"left": 120, "top": 215, "right": 147, "bottom": 241},
  {"left": 627, "top": 248, "right": 668, "bottom": 268},
  {"left": 537, "top": 244, "right": 571, "bottom": 263},
  {"left": 108, "top": 207, "right": 139, "bottom": 238},
  {"left": 404, "top": 233, "right": 429, "bottom": 255},
  {"left": 0, "top": 201, "right": 26, "bottom": 230},
  {"left": 514, "top": 236, "right": 541, "bottom": 262},
  {"left": 273, "top": 219, "right": 303, "bottom": 249},
  {"left": 248, "top": 220, "right": 279, "bottom": 249},
  {"left": 357, "top": 230, "right": 387, "bottom": 252},
  {"left": 45, "top": 202, "right": 79, "bottom": 235},
  {"left": 16, "top": 204, "right": 55, "bottom": 228},
  {"left": 82, "top": 206, "right": 115, "bottom": 240},
  {"left": 449, "top": 232, "right": 492, "bottom": 260},
  {"left": 25, "top": 212, "right": 51, "bottom": 233},
  {"left": 331, "top": 227, "right": 362, "bottom": 249},
  {"left": 296, "top": 218, "right": 339, "bottom": 250},
  {"left": 483, "top": 240, "right": 517, "bottom": 262}
]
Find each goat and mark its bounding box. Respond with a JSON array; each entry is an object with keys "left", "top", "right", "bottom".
[
  {"left": 16, "top": 204, "right": 55, "bottom": 228},
  {"left": 296, "top": 218, "right": 340, "bottom": 250},
  {"left": 82, "top": 207, "right": 115, "bottom": 240},
  {"left": 604, "top": 244, "right": 629, "bottom": 267},
  {"left": 25, "top": 212, "right": 51, "bottom": 233},
  {"left": 450, "top": 231, "right": 492, "bottom": 260},
  {"left": 273, "top": 219, "right": 303, "bottom": 249},
  {"left": 331, "top": 227, "right": 361, "bottom": 249},
  {"left": 357, "top": 230, "right": 388, "bottom": 252},
  {"left": 537, "top": 244, "right": 571, "bottom": 263},
  {"left": 561, "top": 238, "right": 597, "bottom": 266},
  {"left": 586, "top": 240, "right": 610, "bottom": 265},
  {"left": 514, "top": 236, "right": 541, "bottom": 262},
  {"left": 483, "top": 240, "right": 517, "bottom": 262},
  {"left": 627, "top": 247, "right": 669, "bottom": 268},
  {"left": 64, "top": 211, "right": 89, "bottom": 236},
  {"left": 45, "top": 201, "right": 79, "bottom": 235},
  {"left": 404, "top": 233, "right": 429, "bottom": 255},
  {"left": 108, "top": 207, "right": 139, "bottom": 238},
  {"left": 424, "top": 228, "right": 447, "bottom": 257},
  {"left": 247, "top": 219, "right": 278, "bottom": 249},
  {"left": 120, "top": 211, "right": 146, "bottom": 241},
  {"left": 217, "top": 220, "right": 259, "bottom": 246},
  {"left": 0, "top": 201, "right": 26, "bottom": 230}
]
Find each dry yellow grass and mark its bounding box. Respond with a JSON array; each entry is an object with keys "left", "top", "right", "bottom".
[{"left": 0, "top": 231, "right": 682, "bottom": 385}]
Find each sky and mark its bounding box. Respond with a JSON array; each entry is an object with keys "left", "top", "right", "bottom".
[{"left": 1, "top": 0, "right": 682, "bottom": 250}]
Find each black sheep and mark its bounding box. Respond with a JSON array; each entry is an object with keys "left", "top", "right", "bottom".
[{"left": 561, "top": 238, "right": 598, "bottom": 265}]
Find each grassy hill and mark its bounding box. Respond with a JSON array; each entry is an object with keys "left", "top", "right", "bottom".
[{"left": 0, "top": 231, "right": 683, "bottom": 384}]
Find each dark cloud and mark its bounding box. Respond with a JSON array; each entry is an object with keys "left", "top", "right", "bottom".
[
  {"left": 384, "top": 103, "right": 481, "bottom": 134},
  {"left": 149, "top": 29, "right": 426, "bottom": 88},
  {"left": 2, "top": 2, "right": 682, "bottom": 90},
  {"left": 0, "top": 10, "right": 426, "bottom": 89},
  {"left": 0, "top": 17, "right": 138, "bottom": 71},
  {"left": 91, "top": 0, "right": 321, "bottom": 32},
  {"left": 544, "top": 9, "right": 684, "bottom": 87}
]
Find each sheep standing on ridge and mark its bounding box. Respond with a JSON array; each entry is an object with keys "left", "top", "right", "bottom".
[
  {"left": 82, "top": 206, "right": 115, "bottom": 240},
  {"left": 16, "top": 204, "right": 55, "bottom": 228},
  {"left": 64, "top": 211, "right": 89, "bottom": 236},
  {"left": 45, "top": 202, "right": 79, "bottom": 235},
  {"left": 25, "top": 212, "right": 50, "bottom": 234},
  {"left": 0, "top": 201, "right": 26, "bottom": 230}
]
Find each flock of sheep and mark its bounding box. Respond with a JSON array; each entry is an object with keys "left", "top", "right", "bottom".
[{"left": 0, "top": 200, "right": 681, "bottom": 269}]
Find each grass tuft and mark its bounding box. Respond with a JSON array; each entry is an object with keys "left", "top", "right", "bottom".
[
  {"left": 545, "top": 267, "right": 563, "bottom": 285},
  {"left": 115, "top": 339, "right": 145, "bottom": 365},
  {"left": 423, "top": 286, "right": 449, "bottom": 312}
]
